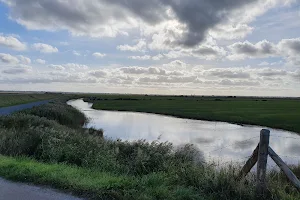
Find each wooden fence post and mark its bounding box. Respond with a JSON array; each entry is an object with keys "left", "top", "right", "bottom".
[
  {"left": 256, "top": 129, "right": 270, "bottom": 197},
  {"left": 268, "top": 147, "right": 300, "bottom": 191},
  {"left": 238, "top": 144, "right": 259, "bottom": 180}
]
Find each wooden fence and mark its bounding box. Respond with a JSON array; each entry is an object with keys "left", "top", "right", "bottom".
[{"left": 237, "top": 129, "right": 300, "bottom": 197}]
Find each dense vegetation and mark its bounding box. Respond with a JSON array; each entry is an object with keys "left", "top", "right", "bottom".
[
  {"left": 0, "top": 99, "right": 299, "bottom": 199},
  {"left": 84, "top": 94, "right": 300, "bottom": 134},
  {"left": 0, "top": 93, "right": 61, "bottom": 107}
]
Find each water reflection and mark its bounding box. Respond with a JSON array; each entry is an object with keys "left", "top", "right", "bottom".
[{"left": 68, "top": 99, "right": 300, "bottom": 167}]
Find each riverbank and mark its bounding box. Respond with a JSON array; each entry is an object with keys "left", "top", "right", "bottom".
[
  {"left": 0, "top": 99, "right": 299, "bottom": 199},
  {"left": 0, "top": 93, "right": 62, "bottom": 108},
  {"left": 83, "top": 94, "right": 300, "bottom": 134}
]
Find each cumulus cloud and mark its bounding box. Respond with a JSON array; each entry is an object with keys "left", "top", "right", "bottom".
[
  {"left": 88, "top": 70, "right": 107, "bottom": 78},
  {"left": 93, "top": 52, "right": 106, "bottom": 58},
  {"left": 35, "top": 59, "right": 46, "bottom": 64},
  {"left": 0, "top": 53, "right": 19, "bottom": 64},
  {"left": 2, "top": 65, "right": 32, "bottom": 74},
  {"left": 227, "top": 38, "right": 300, "bottom": 66},
  {"left": 220, "top": 79, "right": 260, "bottom": 86},
  {"left": 204, "top": 68, "right": 251, "bottom": 79},
  {"left": 227, "top": 40, "right": 278, "bottom": 60},
  {"left": 64, "top": 63, "right": 89, "bottom": 70},
  {"left": 0, "top": 34, "right": 27, "bottom": 50},
  {"left": 278, "top": 38, "right": 300, "bottom": 65},
  {"left": 48, "top": 64, "right": 65, "bottom": 71},
  {"left": 18, "top": 55, "right": 31, "bottom": 64},
  {"left": 2, "top": 0, "right": 288, "bottom": 47},
  {"left": 152, "top": 54, "right": 164, "bottom": 61},
  {"left": 32, "top": 43, "right": 58, "bottom": 53},
  {"left": 128, "top": 55, "right": 151, "bottom": 60},
  {"left": 117, "top": 40, "right": 147, "bottom": 52},
  {"left": 121, "top": 67, "right": 167, "bottom": 75},
  {"left": 256, "top": 68, "right": 288, "bottom": 76},
  {"left": 138, "top": 75, "right": 197, "bottom": 84}
]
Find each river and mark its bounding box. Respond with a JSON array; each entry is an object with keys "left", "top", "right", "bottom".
[{"left": 68, "top": 99, "right": 300, "bottom": 168}]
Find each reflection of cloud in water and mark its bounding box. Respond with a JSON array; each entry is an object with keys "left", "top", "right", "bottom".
[
  {"left": 287, "top": 144, "right": 300, "bottom": 155},
  {"left": 193, "top": 137, "right": 215, "bottom": 144},
  {"left": 68, "top": 99, "right": 300, "bottom": 166},
  {"left": 234, "top": 139, "right": 257, "bottom": 150}
]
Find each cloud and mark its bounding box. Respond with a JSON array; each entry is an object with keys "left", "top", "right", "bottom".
[
  {"left": 2, "top": 0, "right": 285, "bottom": 47},
  {"left": 48, "top": 63, "right": 88, "bottom": 71},
  {"left": 18, "top": 55, "right": 31, "bottom": 64},
  {"left": 117, "top": 40, "right": 147, "bottom": 52},
  {"left": 258, "top": 61, "right": 270, "bottom": 66},
  {"left": 227, "top": 38, "right": 300, "bottom": 66},
  {"left": 227, "top": 40, "right": 278, "bottom": 60},
  {"left": 92, "top": 52, "right": 106, "bottom": 58},
  {"left": 138, "top": 75, "right": 197, "bottom": 84},
  {"left": 73, "top": 50, "right": 81, "bottom": 56},
  {"left": 64, "top": 63, "right": 89, "bottom": 70},
  {"left": 129, "top": 55, "right": 151, "bottom": 60},
  {"left": 48, "top": 64, "right": 65, "bottom": 71},
  {"left": 257, "top": 68, "right": 288, "bottom": 76},
  {"left": 209, "top": 24, "right": 253, "bottom": 40},
  {"left": 278, "top": 38, "right": 300, "bottom": 65},
  {"left": 2, "top": 65, "right": 32, "bottom": 74},
  {"left": 0, "top": 34, "right": 27, "bottom": 51},
  {"left": 220, "top": 79, "right": 260, "bottom": 86},
  {"left": 32, "top": 43, "right": 58, "bottom": 53},
  {"left": 121, "top": 67, "right": 167, "bottom": 75},
  {"left": 205, "top": 68, "right": 251, "bottom": 79},
  {"left": 152, "top": 54, "right": 164, "bottom": 61},
  {"left": 35, "top": 59, "right": 46, "bottom": 64},
  {"left": 0, "top": 53, "right": 19, "bottom": 64},
  {"left": 88, "top": 70, "right": 107, "bottom": 78}
]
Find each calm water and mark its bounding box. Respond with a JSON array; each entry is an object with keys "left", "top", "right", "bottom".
[{"left": 68, "top": 99, "right": 300, "bottom": 167}]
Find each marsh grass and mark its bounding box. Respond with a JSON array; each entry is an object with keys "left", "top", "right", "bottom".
[
  {"left": 0, "top": 93, "right": 60, "bottom": 107},
  {"left": 0, "top": 101, "right": 299, "bottom": 199}
]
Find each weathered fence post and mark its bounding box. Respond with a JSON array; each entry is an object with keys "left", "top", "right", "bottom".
[
  {"left": 238, "top": 144, "right": 259, "bottom": 180},
  {"left": 256, "top": 129, "right": 270, "bottom": 197},
  {"left": 268, "top": 147, "right": 300, "bottom": 191}
]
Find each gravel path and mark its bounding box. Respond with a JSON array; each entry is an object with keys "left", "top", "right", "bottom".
[
  {"left": 0, "top": 100, "right": 50, "bottom": 116},
  {"left": 0, "top": 178, "right": 84, "bottom": 200}
]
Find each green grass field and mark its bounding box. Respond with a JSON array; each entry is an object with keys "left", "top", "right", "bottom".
[
  {"left": 85, "top": 94, "right": 300, "bottom": 134},
  {"left": 0, "top": 93, "right": 61, "bottom": 107}
]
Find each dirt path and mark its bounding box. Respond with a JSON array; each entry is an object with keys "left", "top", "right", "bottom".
[{"left": 0, "top": 178, "right": 84, "bottom": 200}]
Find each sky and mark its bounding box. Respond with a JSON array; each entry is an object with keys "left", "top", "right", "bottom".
[{"left": 0, "top": 0, "right": 299, "bottom": 96}]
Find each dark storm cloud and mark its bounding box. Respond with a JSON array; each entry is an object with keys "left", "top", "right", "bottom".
[
  {"left": 3, "top": 0, "right": 259, "bottom": 46},
  {"left": 162, "top": 0, "right": 259, "bottom": 47}
]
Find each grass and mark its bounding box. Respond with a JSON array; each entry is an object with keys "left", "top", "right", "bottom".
[
  {"left": 0, "top": 93, "right": 62, "bottom": 107},
  {"left": 0, "top": 98, "right": 299, "bottom": 199},
  {"left": 84, "top": 94, "right": 300, "bottom": 134}
]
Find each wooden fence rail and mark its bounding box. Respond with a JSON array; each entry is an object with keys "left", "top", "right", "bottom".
[{"left": 238, "top": 129, "right": 300, "bottom": 197}]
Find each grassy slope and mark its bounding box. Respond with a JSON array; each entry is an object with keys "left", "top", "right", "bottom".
[
  {"left": 89, "top": 95, "right": 300, "bottom": 133},
  {"left": 0, "top": 93, "right": 61, "bottom": 107},
  {"left": 0, "top": 156, "right": 136, "bottom": 199}
]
